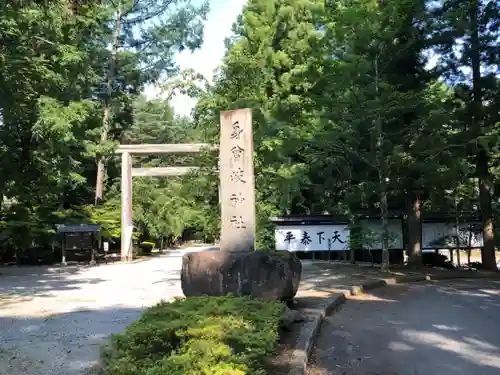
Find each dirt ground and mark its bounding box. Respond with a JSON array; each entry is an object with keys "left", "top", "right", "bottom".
[{"left": 0, "top": 248, "right": 211, "bottom": 375}]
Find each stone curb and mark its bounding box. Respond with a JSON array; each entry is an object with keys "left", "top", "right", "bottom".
[
  {"left": 287, "top": 293, "right": 346, "bottom": 375},
  {"left": 287, "top": 270, "right": 500, "bottom": 375}
]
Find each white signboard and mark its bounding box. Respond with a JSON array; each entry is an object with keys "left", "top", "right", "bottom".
[
  {"left": 275, "top": 225, "right": 350, "bottom": 252},
  {"left": 103, "top": 241, "right": 109, "bottom": 252},
  {"left": 360, "top": 219, "right": 403, "bottom": 250},
  {"left": 422, "top": 222, "right": 483, "bottom": 249}
]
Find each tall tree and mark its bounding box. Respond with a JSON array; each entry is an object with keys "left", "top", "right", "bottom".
[
  {"left": 0, "top": 1, "right": 108, "bottom": 251},
  {"left": 430, "top": 0, "right": 500, "bottom": 269},
  {"left": 195, "top": 0, "right": 334, "bottom": 247},
  {"left": 94, "top": 0, "right": 209, "bottom": 204},
  {"left": 320, "top": 0, "right": 447, "bottom": 269}
]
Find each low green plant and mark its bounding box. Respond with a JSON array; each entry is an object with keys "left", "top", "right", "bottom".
[
  {"left": 101, "top": 295, "right": 284, "bottom": 375},
  {"left": 135, "top": 241, "right": 155, "bottom": 256}
]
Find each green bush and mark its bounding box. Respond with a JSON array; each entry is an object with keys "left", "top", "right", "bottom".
[
  {"left": 136, "top": 241, "right": 155, "bottom": 256},
  {"left": 101, "top": 296, "right": 285, "bottom": 375}
]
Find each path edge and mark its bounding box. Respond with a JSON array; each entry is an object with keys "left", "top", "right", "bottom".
[
  {"left": 286, "top": 270, "right": 500, "bottom": 375},
  {"left": 286, "top": 292, "right": 346, "bottom": 375}
]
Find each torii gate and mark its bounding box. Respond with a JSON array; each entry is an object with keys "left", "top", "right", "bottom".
[{"left": 115, "top": 143, "right": 216, "bottom": 261}]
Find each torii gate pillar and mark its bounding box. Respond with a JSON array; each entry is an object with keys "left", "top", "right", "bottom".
[{"left": 120, "top": 151, "right": 133, "bottom": 261}]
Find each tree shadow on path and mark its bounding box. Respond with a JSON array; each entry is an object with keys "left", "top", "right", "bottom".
[
  {"left": 0, "top": 306, "right": 145, "bottom": 375},
  {"left": 307, "top": 279, "right": 500, "bottom": 375},
  {"left": 0, "top": 265, "right": 108, "bottom": 309}
]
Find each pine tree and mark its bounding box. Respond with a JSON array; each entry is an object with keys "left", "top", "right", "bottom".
[
  {"left": 430, "top": 0, "right": 500, "bottom": 269},
  {"left": 94, "top": 0, "right": 209, "bottom": 204}
]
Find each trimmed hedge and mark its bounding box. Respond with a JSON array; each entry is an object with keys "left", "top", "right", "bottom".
[
  {"left": 101, "top": 296, "right": 284, "bottom": 375},
  {"left": 136, "top": 241, "right": 155, "bottom": 256}
]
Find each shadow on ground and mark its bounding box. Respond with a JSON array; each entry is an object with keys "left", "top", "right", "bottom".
[
  {"left": 0, "top": 253, "right": 184, "bottom": 309},
  {"left": 0, "top": 265, "right": 108, "bottom": 308},
  {"left": 307, "top": 279, "right": 500, "bottom": 375},
  {"left": 298, "top": 262, "right": 413, "bottom": 299},
  {"left": 0, "top": 306, "right": 145, "bottom": 375},
  {"left": 151, "top": 269, "right": 182, "bottom": 286}
]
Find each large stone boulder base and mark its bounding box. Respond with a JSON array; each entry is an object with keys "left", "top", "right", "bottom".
[{"left": 181, "top": 250, "right": 302, "bottom": 301}]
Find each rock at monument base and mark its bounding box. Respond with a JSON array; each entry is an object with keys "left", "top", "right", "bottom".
[{"left": 181, "top": 250, "right": 302, "bottom": 301}]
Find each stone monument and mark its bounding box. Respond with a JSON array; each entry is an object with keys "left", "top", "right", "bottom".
[
  {"left": 181, "top": 108, "right": 301, "bottom": 301},
  {"left": 219, "top": 108, "right": 256, "bottom": 252}
]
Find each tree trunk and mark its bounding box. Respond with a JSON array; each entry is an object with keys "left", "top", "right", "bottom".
[
  {"left": 470, "top": 0, "right": 496, "bottom": 270},
  {"left": 379, "top": 171, "right": 390, "bottom": 271},
  {"left": 407, "top": 191, "right": 422, "bottom": 266},
  {"left": 95, "top": 7, "right": 122, "bottom": 205},
  {"left": 373, "top": 51, "right": 389, "bottom": 272},
  {"left": 455, "top": 210, "right": 461, "bottom": 268},
  {"left": 477, "top": 152, "right": 496, "bottom": 269},
  {"left": 467, "top": 227, "right": 472, "bottom": 269}
]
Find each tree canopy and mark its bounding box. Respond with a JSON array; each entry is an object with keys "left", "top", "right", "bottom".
[{"left": 0, "top": 0, "right": 498, "bottom": 268}]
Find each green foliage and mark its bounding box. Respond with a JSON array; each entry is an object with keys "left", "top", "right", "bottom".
[
  {"left": 0, "top": 0, "right": 498, "bottom": 270},
  {"left": 191, "top": 0, "right": 499, "bottom": 267},
  {"left": 101, "top": 296, "right": 284, "bottom": 375},
  {"left": 0, "top": 0, "right": 210, "bottom": 253},
  {"left": 112, "top": 96, "right": 220, "bottom": 244},
  {"left": 59, "top": 204, "right": 122, "bottom": 238}
]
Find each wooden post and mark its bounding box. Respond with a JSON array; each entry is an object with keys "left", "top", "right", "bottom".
[
  {"left": 219, "top": 109, "right": 256, "bottom": 252},
  {"left": 62, "top": 235, "right": 66, "bottom": 265},
  {"left": 121, "top": 151, "right": 133, "bottom": 261},
  {"left": 90, "top": 233, "right": 96, "bottom": 265}
]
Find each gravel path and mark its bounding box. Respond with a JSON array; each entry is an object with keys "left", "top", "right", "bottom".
[
  {"left": 0, "top": 247, "right": 214, "bottom": 375},
  {"left": 307, "top": 279, "right": 500, "bottom": 375}
]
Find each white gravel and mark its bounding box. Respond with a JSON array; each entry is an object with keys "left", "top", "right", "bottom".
[{"left": 0, "top": 246, "right": 215, "bottom": 375}]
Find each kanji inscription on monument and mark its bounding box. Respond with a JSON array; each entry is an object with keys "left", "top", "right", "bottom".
[{"left": 219, "top": 108, "right": 256, "bottom": 252}]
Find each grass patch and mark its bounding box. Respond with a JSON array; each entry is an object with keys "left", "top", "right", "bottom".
[{"left": 101, "top": 295, "right": 285, "bottom": 375}]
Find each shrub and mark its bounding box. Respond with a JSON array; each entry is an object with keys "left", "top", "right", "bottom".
[
  {"left": 137, "top": 241, "right": 155, "bottom": 256},
  {"left": 469, "top": 261, "right": 487, "bottom": 270},
  {"left": 422, "top": 252, "right": 455, "bottom": 269},
  {"left": 101, "top": 295, "right": 285, "bottom": 375}
]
